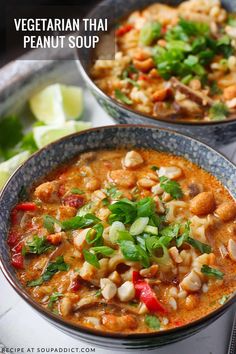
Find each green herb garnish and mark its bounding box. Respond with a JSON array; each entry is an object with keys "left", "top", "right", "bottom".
[
  {"left": 105, "top": 184, "right": 123, "bottom": 200},
  {"left": 219, "top": 294, "right": 230, "bottom": 305},
  {"left": 114, "top": 89, "right": 133, "bottom": 105},
  {"left": 27, "top": 256, "right": 69, "bottom": 287},
  {"left": 25, "top": 236, "right": 54, "bottom": 255},
  {"left": 186, "top": 237, "right": 211, "bottom": 254},
  {"left": 201, "top": 265, "right": 224, "bottom": 279},
  {"left": 83, "top": 249, "right": 100, "bottom": 269},
  {"left": 61, "top": 213, "right": 100, "bottom": 231},
  {"left": 140, "top": 22, "right": 162, "bottom": 46},
  {"left": 70, "top": 188, "right": 84, "bottom": 195},
  {"left": 159, "top": 176, "right": 183, "bottom": 199},
  {"left": 209, "top": 102, "right": 229, "bottom": 121},
  {"left": 85, "top": 223, "right": 104, "bottom": 246},
  {"left": 90, "top": 246, "right": 115, "bottom": 256},
  {"left": 48, "top": 292, "right": 64, "bottom": 309},
  {"left": 145, "top": 315, "right": 161, "bottom": 329},
  {"left": 43, "top": 215, "right": 61, "bottom": 233}
]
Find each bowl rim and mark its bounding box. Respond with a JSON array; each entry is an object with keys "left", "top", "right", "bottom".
[
  {"left": 77, "top": 0, "right": 236, "bottom": 127},
  {"left": 0, "top": 124, "right": 236, "bottom": 341}
]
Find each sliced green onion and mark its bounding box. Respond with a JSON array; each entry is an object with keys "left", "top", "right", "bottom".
[
  {"left": 109, "top": 221, "right": 125, "bottom": 243},
  {"left": 144, "top": 225, "right": 158, "bottom": 235},
  {"left": 130, "top": 217, "right": 149, "bottom": 236}
]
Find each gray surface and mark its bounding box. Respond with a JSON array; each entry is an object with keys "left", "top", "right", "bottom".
[{"left": 0, "top": 58, "right": 236, "bottom": 353}]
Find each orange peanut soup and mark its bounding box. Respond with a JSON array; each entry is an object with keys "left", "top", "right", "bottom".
[{"left": 8, "top": 149, "right": 236, "bottom": 333}]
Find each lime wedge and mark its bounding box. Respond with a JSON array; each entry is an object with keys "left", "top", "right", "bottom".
[
  {"left": 61, "top": 85, "right": 84, "bottom": 120},
  {"left": 33, "top": 121, "right": 91, "bottom": 149},
  {"left": 0, "top": 151, "right": 30, "bottom": 189},
  {"left": 29, "top": 84, "right": 84, "bottom": 125}
]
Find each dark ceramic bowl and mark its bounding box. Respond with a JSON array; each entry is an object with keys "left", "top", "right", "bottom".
[
  {"left": 77, "top": 0, "right": 236, "bottom": 148},
  {"left": 0, "top": 125, "right": 236, "bottom": 350}
]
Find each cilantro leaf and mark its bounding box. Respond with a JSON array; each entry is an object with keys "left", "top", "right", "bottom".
[
  {"left": 201, "top": 265, "right": 224, "bottom": 279},
  {"left": 27, "top": 256, "right": 69, "bottom": 287},
  {"left": 209, "top": 102, "right": 229, "bottom": 121},
  {"left": 159, "top": 176, "right": 183, "bottom": 199},
  {"left": 137, "top": 197, "right": 155, "bottom": 217},
  {"left": 105, "top": 184, "right": 123, "bottom": 200},
  {"left": 176, "top": 221, "right": 191, "bottom": 247},
  {"left": 108, "top": 199, "right": 137, "bottom": 224},
  {"left": 43, "top": 215, "right": 61, "bottom": 233},
  {"left": 186, "top": 237, "right": 212, "bottom": 254},
  {"left": 70, "top": 188, "right": 84, "bottom": 195},
  {"left": 26, "top": 236, "right": 54, "bottom": 254},
  {"left": 61, "top": 213, "right": 100, "bottom": 231},
  {"left": 48, "top": 292, "right": 64, "bottom": 310},
  {"left": 145, "top": 315, "right": 160, "bottom": 329},
  {"left": 115, "top": 89, "right": 133, "bottom": 105}
]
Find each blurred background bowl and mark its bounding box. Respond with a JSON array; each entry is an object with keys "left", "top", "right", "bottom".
[{"left": 77, "top": 0, "right": 236, "bottom": 148}]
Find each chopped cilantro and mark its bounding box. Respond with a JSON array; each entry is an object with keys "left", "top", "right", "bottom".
[
  {"left": 201, "top": 265, "right": 224, "bottom": 279},
  {"left": 48, "top": 292, "right": 64, "bottom": 310},
  {"left": 159, "top": 176, "right": 183, "bottom": 199},
  {"left": 114, "top": 89, "right": 133, "bottom": 105},
  {"left": 209, "top": 102, "right": 229, "bottom": 120},
  {"left": 145, "top": 315, "right": 161, "bottom": 329}
]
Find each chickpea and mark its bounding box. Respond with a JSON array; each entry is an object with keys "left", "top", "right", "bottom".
[
  {"left": 109, "top": 170, "right": 136, "bottom": 188},
  {"left": 123, "top": 150, "right": 144, "bottom": 169},
  {"left": 224, "top": 84, "right": 236, "bottom": 100},
  {"left": 102, "top": 314, "right": 138, "bottom": 331},
  {"left": 215, "top": 202, "right": 236, "bottom": 222},
  {"left": 34, "top": 181, "right": 60, "bottom": 203},
  {"left": 185, "top": 294, "right": 199, "bottom": 310},
  {"left": 85, "top": 177, "right": 100, "bottom": 191},
  {"left": 180, "top": 270, "right": 202, "bottom": 292},
  {"left": 138, "top": 178, "right": 156, "bottom": 189},
  {"left": 190, "top": 192, "right": 216, "bottom": 216}
]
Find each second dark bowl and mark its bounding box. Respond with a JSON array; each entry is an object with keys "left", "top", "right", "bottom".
[{"left": 77, "top": 0, "right": 236, "bottom": 148}]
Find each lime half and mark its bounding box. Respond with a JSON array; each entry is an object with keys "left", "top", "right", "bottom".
[
  {"left": 0, "top": 151, "right": 30, "bottom": 189},
  {"left": 29, "top": 84, "right": 84, "bottom": 125},
  {"left": 33, "top": 121, "right": 91, "bottom": 149}
]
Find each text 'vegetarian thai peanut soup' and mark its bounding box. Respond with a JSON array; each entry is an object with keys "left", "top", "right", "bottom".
[{"left": 8, "top": 149, "right": 236, "bottom": 333}]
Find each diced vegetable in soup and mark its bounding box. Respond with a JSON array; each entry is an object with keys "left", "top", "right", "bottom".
[
  {"left": 8, "top": 149, "right": 236, "bottom": 333},
  {"left": 91, "top": 0, "right": 236, "bottom": 122}
]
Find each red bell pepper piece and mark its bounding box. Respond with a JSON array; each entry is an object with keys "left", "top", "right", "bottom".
[
  {"left": 70, "top": 278, "right": 81, "bottom": 292},
  {"left": 63, "top": 194, "right": 85, "bottom": 209},
  {"left": 11, "top": 253, "right": 24, "bottom": 269},
  {"left": 138, "top": 74, "right": 149, "bottom": 81},
  {"left": 133, "top": 271, "right": 167, "bottom": 314},
  {"left": 12, "top": 242, "right": 23, "bottom": 254},
  {"left": 7, "top": 231, "right": 20, "bottom": 248},
  {"left": 14, "top": 202, "right": 37, "bottom": 212},
  {"left": 11, "top": 202, "right": 37, "bottom": 225},
  {"left": 116, "top": 24, "right": 133, "bottom": 37}
]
